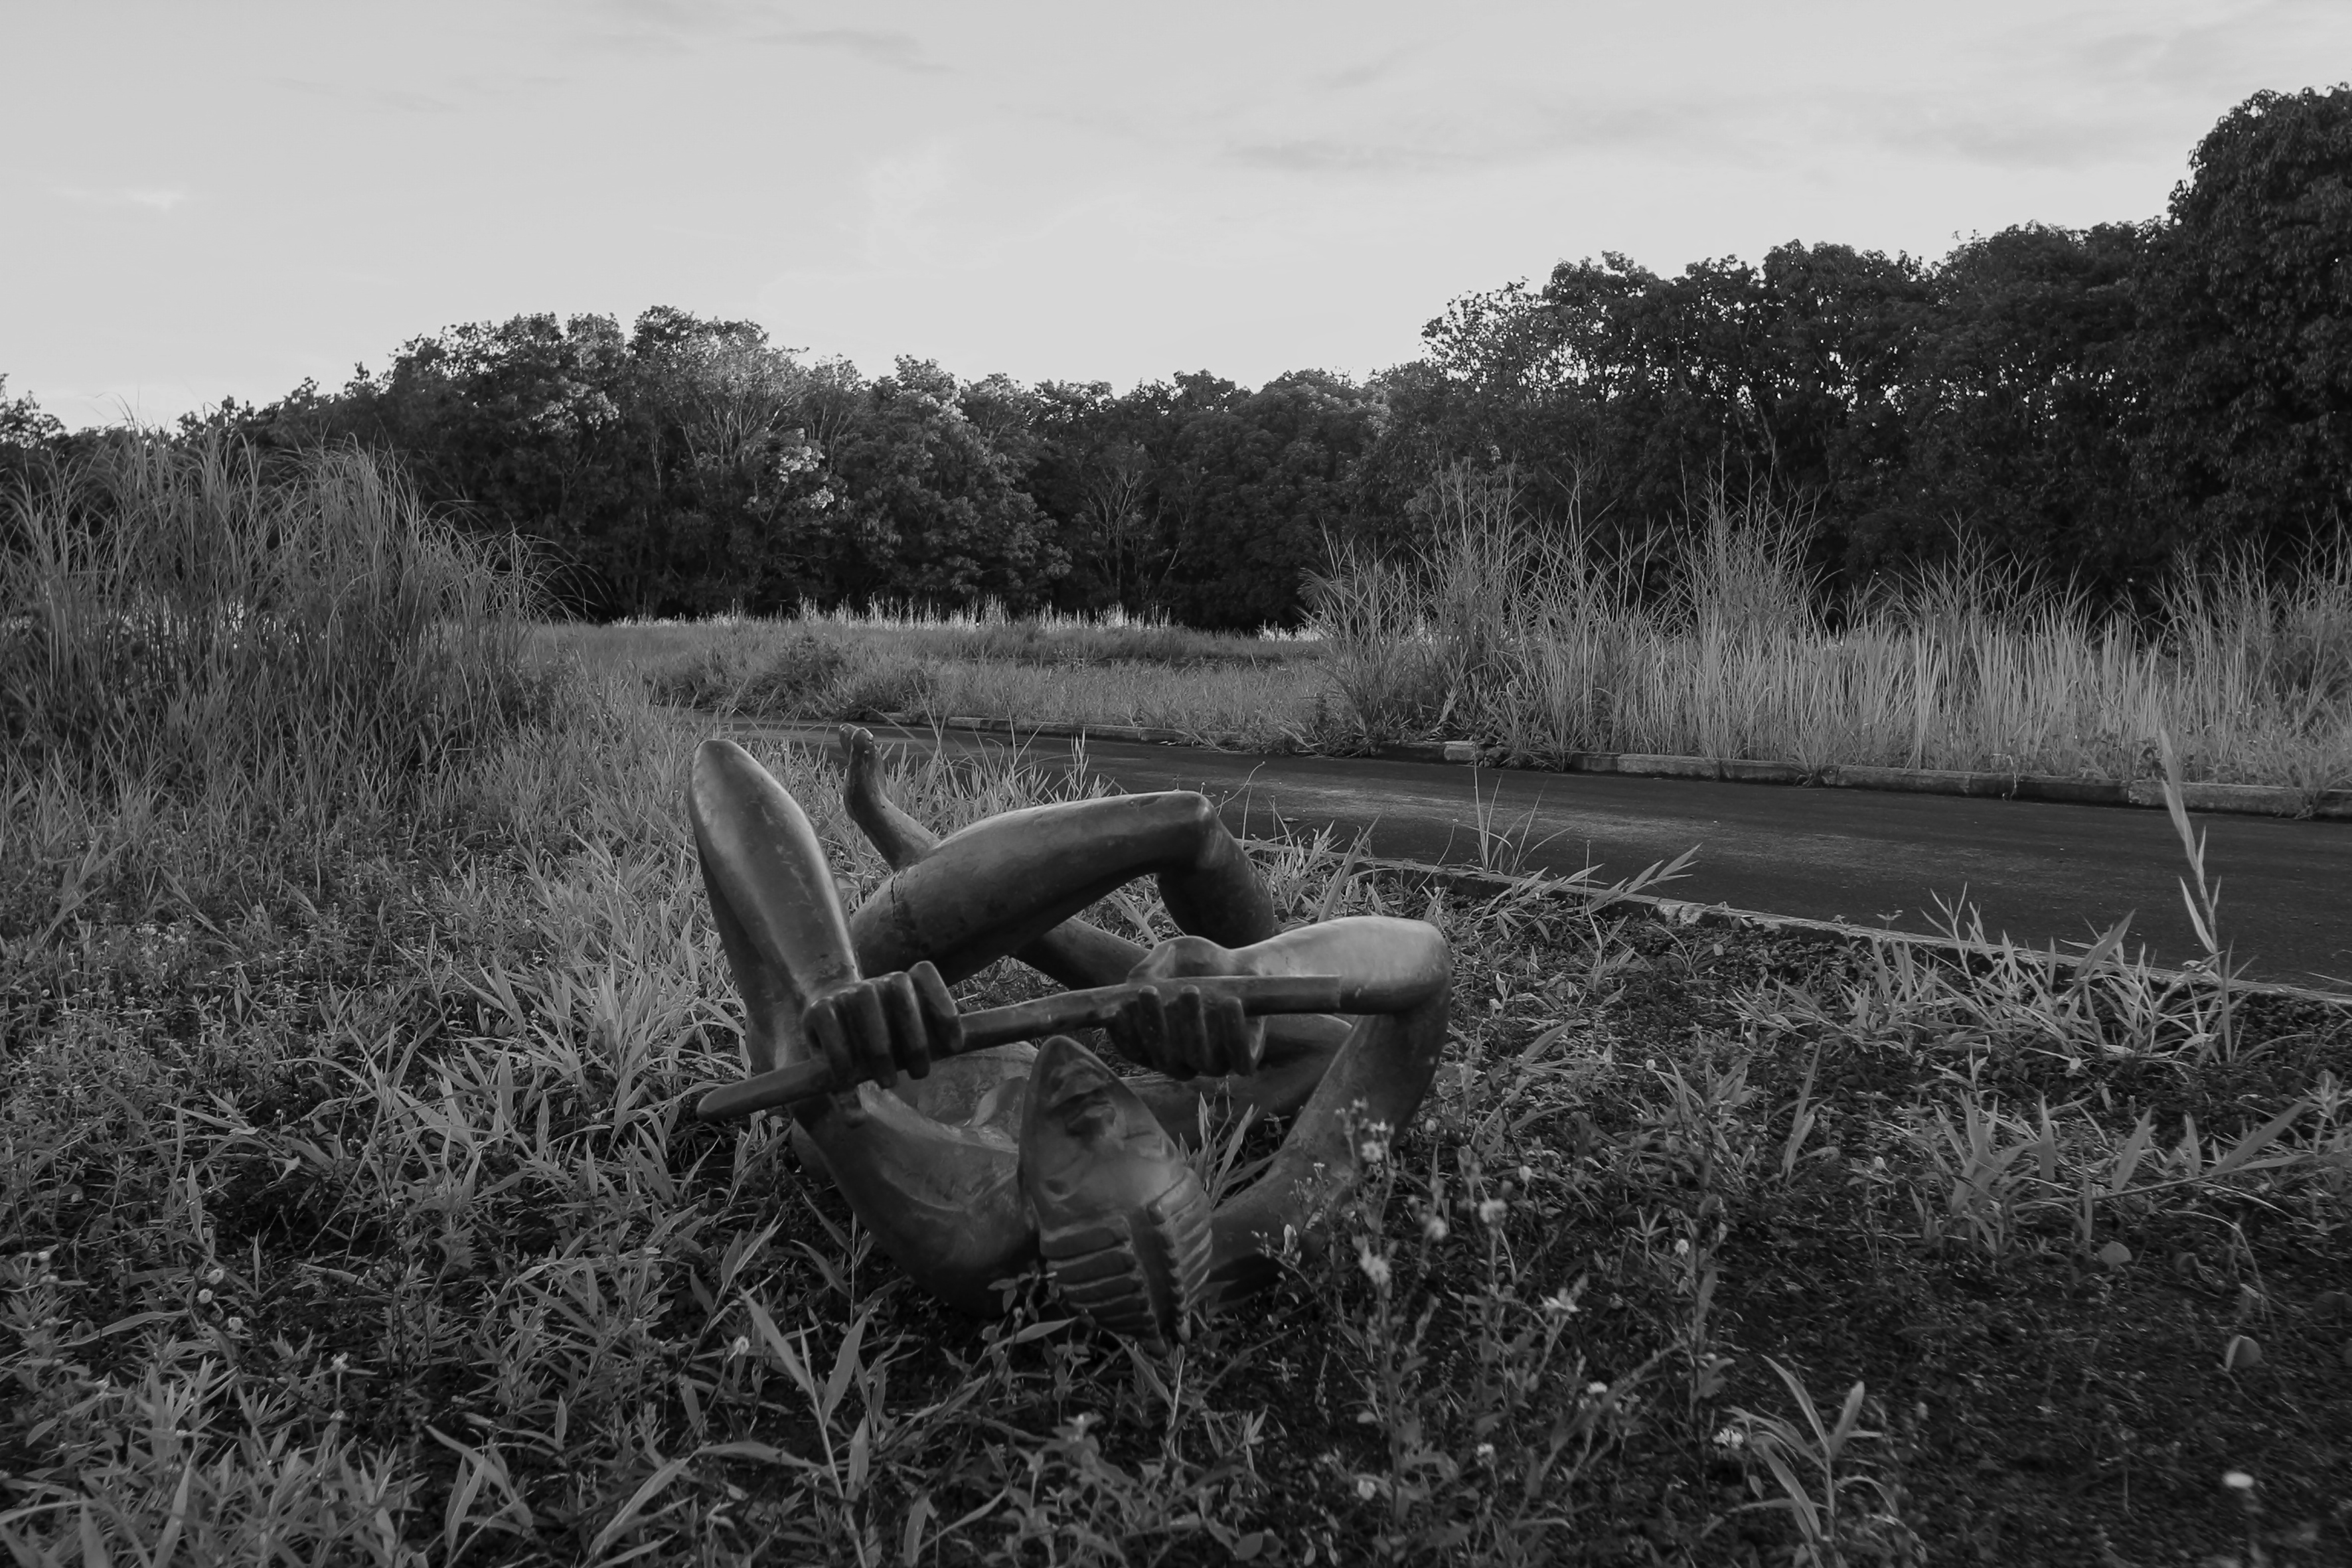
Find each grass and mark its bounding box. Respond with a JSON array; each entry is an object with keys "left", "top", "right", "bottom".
[
  {"left": 546, "top": 485, "right": 2352, "bottom": 797},
  {"left": 4, "top": 441, "right": 2350, "bottom": 1564},
  {"left": 1308, "top": 469, "right": 2352, "bottom": 791},
  {"left": 540, "top": 605, "right": 1325, "bottom": 749}
]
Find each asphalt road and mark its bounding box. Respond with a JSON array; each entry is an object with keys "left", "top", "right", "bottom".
[{"left": 737, "top": 720, "right": 2352, "bottom": 992}]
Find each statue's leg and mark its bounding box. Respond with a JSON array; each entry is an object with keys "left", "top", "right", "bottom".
[
  {"left": 692, "top": 737, "right": 1040, "bottom": 1311},
  {"left": 848, "top": 790, "right": 1275, "bottom": 984},
  {"left": 842, "top": 726, "right": 1145, "bottom": 990},
  {"left": 841, "top": 726, "right": 1350, "bottom": 1130}
]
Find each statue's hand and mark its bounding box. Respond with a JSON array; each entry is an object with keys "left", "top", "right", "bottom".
[
  {"left": 799, "top": 960, "right": 963, "bottom": 1127},
  {"left": 1108, "top": 935, "right": 1267, "bottom": 1080}
]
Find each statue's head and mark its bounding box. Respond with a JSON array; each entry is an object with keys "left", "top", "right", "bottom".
[
  {"left": 1026, "top": 1036, "right": 1158, "bottom": 1173},
  {"left": 1018, "top": 1035, "right": 1212, "bottom": 1350}
]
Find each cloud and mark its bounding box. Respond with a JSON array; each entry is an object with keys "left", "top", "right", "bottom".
[
  {"left": 1859, "top": 98, "right": 2169, "bottom": 172},
  {"left": 775, "top": 27, "right": 943, "bottom": 74},
  {"left": 2039, "top": 0, "right": 2344, "bottom": 98},
  {"left": 560, "top": 0, "right": 757, "bottom": 57},
  {"left": 1219, "top": 69, "right": 2215, "bottom": 187},
  {"left": 56, "top": 185, "right": 192, "bottom": 213},
  {"left": 566, "top": 1, "right": 941, "bottom": 70},
  {"left": 860, "top": 142, "right": 958, "bottom": 263},
  {"left": 1224, "top": 137, "right": 1461, "bottom": 177},
  {"left": 272, "top": 78, "right": 460, "bottom": 114},
  {"left": 1221, "top": 98, "right": 1746, "bottom": 180},
  {"left": 1320, "top": 51, "right": 1411, "bottom": 92}
]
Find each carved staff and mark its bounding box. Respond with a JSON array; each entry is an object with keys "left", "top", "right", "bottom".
[{"left": 696, "top": 973, "right": 1349, "bottom": 1121}]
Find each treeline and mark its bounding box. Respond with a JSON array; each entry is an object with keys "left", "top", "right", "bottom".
[{"left": 7, "top": 86, "right": 2351, "bottom": 627}]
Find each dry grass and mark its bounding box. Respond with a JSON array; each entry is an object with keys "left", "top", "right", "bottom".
[
  {"left": 1308, "top": 470, "right": 2352, "bottom": 789},
  {"left": 546, "top": 609, "right": 1326, "bottom": 749}
]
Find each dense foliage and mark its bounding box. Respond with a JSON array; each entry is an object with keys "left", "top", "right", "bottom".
[{"left": 7, "top": 88, "right": 2351, "bottom": 625}]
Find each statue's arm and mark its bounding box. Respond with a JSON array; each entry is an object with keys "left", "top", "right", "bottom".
[
  {"left": 1105, "top": 915, "right": 1447, "bottom": 1085},
  {"left": 1222, "top": 916, "right": 1450, "bottom": 1012}
]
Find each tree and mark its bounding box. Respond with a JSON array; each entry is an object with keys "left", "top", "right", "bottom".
[
  {"left": 2136, "top": 85, "right": 2352, "bottom": 559},
  {"left": 0, "top": 376, "right": 65, "bottom": 494},
  {"left": 1883, "top": 223, "right": 2154, "bottom": 582},
  {"left": 818, "top": 358, "right": 1064, "bottom": 608},
  {"left": 1410, "top": 245, "right": 1932, "bottom": 568}
]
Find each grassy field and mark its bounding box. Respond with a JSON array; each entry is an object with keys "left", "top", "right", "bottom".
[
  {"left": 537, "top": 606, "right": 1326, "bottom": 752},
  {"left": 553, "top": 487, "right": 2352, "bottom": 795},
  {"left": 4, "top": 441, "right": 2351, "bottom": 1565}
]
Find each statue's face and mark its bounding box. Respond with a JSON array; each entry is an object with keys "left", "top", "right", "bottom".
[
  {"left": 1022, "top": 1035, "right": 1176, "bottom": 1206},
  {"left": 1016, "top": 1036, "right": 1213, "bottom": 1349}
]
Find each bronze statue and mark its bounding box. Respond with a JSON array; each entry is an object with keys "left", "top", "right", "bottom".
[{"left": 688, "top": 728, "right": 1450, "bottom": 1347}]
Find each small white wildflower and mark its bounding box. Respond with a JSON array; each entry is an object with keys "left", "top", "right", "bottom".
[
  {"left": 1540, "top": 1291, "right": 1580, "bottom": 1318},
  {"left": 206, "top": 1266, "right": 225, "bottom": 1285},
  {"left": 1517, "top": 1165, "right": 1532, "bottom": 1184},
  {"left": 1475, "top": 1442, "right": 1496, "bottom": 1461},
  {"left": 196, "top": 1289, "right": 213, "bottom": 1304},
  {"left": 1713, "top": 1426, "right": 1745, "bottom": 1450},
  {"left": 2223, "top": 1470, "right": 2255, "bottom": 1491},
  {"left": 1587, "top": 1381, "right": 1610, "bottom": 1397},
  {"left": 1477, "top": 1198, "right": 1507, "bottom": 1225},
  {"left": 1674, "top": 1238, "right": 1691, "bottom": 1257},
  {"left": 1354, "top": 1476, "right": 1379, "bottom": 1501},
  {"left": 728, "top": 1335, "right": 751, "bottom": 1360},
  {"left": 1423, "top": 1215, "right": 1449, "bottom": 1242},
  {"left": 1357, "top": 1245, "right": 1392, "bottom": 1289},
  {"left": 226, "top": 1316, "right": 243, "bottom": 1334},
  {"left": 1358, "top": 1139, "right": 1386, "bottom": 1166},
  {"left": 330, "top": 1354, "right": 349, "bottom": 1373}
]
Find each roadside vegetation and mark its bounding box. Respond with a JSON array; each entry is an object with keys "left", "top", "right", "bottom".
[
  {"left": 569, "top": 475, "right": 2351, "bottom": 792},
  {"left": 545, "top": 606, "right": 1323, "bottom": 751},
  {"left": 4, "top": 439, "right": 2349, "bottom": 1565},
  {"left": 1310, "top": 471, "right": 2352, "bottom": 791}
]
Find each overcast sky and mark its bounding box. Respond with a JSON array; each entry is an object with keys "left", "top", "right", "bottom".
[{"left": 5, "top": 1, "right": 2347, "bottom": 429}]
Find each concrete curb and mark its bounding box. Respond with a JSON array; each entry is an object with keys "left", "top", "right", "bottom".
[
  {"left": 873, "top": 712, "right": 2349, "bottom": 822},
  {"left": 1298, "top": 844, "right": 2352, "bottom": 1008}
]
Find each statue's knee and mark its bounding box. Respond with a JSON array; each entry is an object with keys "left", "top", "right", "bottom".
[
  {"left": 1156, "top": 791, "right": 1229, "bottom": 859},
  {"left": 1160, "top": 790, "right": 1218, "bottom": 833}
]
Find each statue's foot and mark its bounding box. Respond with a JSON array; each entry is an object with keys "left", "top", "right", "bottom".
[{"left": 840, "top": 725, "right": 939, "bottom": 870}]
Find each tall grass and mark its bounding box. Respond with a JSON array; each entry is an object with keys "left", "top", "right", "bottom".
[
  {"left": 0, "top": 435, "right": 550, "bottom": 933},
  {"left": 3, "top": 435, "right": 543, "bottom": 802},
  {"left": 1308, "top": 469, "right": 2352, "bottom": 788}
]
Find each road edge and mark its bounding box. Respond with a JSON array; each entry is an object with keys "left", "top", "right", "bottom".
[
  {"left": 873, "top": 712, "right": 2352, "bottom": 823},
  {"left": 1304, "top": 843, "right": 2352, "bottom": 1008}
]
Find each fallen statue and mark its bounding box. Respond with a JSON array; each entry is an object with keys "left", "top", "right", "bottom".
[{"left": 687, "top": 728, "right": 1450, "bottom": 1348}]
